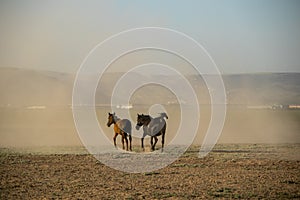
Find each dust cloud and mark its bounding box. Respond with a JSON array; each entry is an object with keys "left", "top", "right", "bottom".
[{"left": 0, "top": 68, "right": 299, "bottom": 148}]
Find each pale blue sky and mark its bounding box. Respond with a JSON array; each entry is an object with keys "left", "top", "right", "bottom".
[{"left": 0, "top": 0, "right": 299, "bottom": 73}]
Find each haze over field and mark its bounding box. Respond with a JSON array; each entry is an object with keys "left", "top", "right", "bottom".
[
  {"left": 0, "top": 0, "right": 300, "bottom": 149},
  {"left": 0, "top": 68, "right": 299, "bottom": 147}
]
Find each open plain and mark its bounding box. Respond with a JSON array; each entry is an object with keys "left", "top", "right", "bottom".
[{"left": 1, "top": 144, "right": 299, "bottom": 199}]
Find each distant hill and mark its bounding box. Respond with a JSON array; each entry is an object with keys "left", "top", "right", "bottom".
[
  {"left": 0, "top": 68, "right": 74, "bottom": 106},
  {"left": 0, "top": 68, "right": 299, "bottom": 106},
  {"left": 222, "top": 73, "right": 300, "bottom": 105}
]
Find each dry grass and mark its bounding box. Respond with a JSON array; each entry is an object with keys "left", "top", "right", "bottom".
[{"left": 0, "top": 144, "right": 299, "bottom": 199}]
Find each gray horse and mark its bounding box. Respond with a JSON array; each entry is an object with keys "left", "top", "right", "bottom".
[{"left": 136, "top": 113, "right": 168, "bottom": 152}]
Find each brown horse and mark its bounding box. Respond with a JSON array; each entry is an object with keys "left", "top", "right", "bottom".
[
  {"left": 107, "top": 112, "right": 132, "bottom": 151},
  {"left": 136, "top": 113, "right": 168, "bottom": 152}
]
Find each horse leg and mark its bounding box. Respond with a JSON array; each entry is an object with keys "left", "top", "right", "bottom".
[
  {"left": 161, "top": 132, "right": 165, "bottom": 152},
  {"left": 128, "top": 134, "right": 132, "bottom": 151},
  {"left": 161, "top": 124, "right": 166, "bottom": 152},
  {"left": 153, "top": 136, "right": 158, "bottom": 151},
  {"left": 141, "top": 132, "right": 146, "bottom": 151},
  {"left": 124, "top": 134, "right": 129, "bottom": 151},
  {"left": 141, "top": 137, "right": 144, "bottom": 151},
  {"left": 113, "top": 132, "right": 118, "bottom": 149},
  {"left": 121, "top": 134, "right": 125, "bottom": 150},
  {"left": 150, "top": 136, "right": 154, "bottom": 151}
]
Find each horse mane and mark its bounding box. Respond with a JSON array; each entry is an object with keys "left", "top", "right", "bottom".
[
  {"left": 143, "top": 114, "right": 152, "bottom": 120},
  {"left": 113, "top": 114, "right": 120, "bottom": 122},
  {"left": 141, "top": 114, "right": 152, "bottom": 126}
]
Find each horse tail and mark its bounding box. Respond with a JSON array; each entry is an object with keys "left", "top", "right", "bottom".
[{"left": 160, "top": 112, "right": 168, "bottom": 119}]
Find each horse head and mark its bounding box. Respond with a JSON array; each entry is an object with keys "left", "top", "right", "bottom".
[
  {"left": 135, "top": 114, "right": 143, "bottom": 130},
  {"left": 136, "top": 114, "right": 151, "bottom": 130},
  {"left": 107, "top": 112, "right": 115, "bottom": 127}
]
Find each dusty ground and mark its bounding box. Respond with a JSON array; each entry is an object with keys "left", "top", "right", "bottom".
[{"left": 0, "top": 144, "right": 299, "bottom": 199}]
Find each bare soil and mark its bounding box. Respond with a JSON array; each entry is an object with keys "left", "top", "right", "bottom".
[{"left": 0, "top": 144, "right": 299, "bottom": 199}]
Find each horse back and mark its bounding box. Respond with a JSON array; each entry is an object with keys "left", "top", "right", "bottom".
[
  {"left": 147, "top": 117, "right": 166, "bottom": 136},
  {"left": 116, "top": 119, "right": 132, "bottom": 134}
]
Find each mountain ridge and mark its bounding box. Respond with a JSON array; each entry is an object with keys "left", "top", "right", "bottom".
[{"left": 1, "top": 67, "right": 299, "bottom": 106}]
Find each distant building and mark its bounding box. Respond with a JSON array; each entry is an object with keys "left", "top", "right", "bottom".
[
  {"left": 288, "top": 105, "right": 300, "bottom": 109},
  {"left": 272, "top": 104, "right": 300, "bottom": 110},
  {"left": 116, "top": 105, "right": 133, "bottom": 109}
]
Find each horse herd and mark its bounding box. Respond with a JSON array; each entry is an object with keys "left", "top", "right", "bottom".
[{"left": 106, "top": 112, "right": 168, "bottom": 152}]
